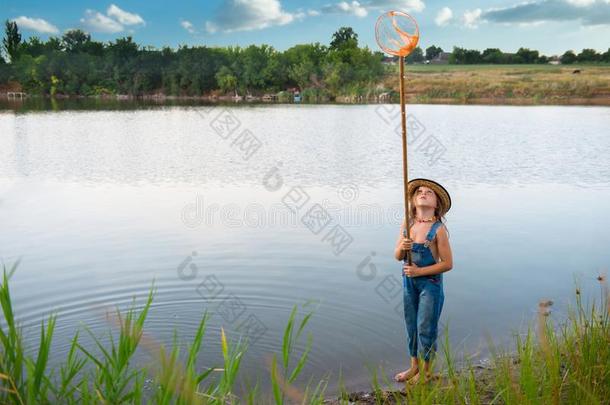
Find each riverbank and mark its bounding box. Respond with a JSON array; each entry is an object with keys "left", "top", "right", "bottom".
[
  {"left": 321, "top": 355, "right": 520, "bottom": 404},
  {"left": 388, "top": 64, "right": 610, "bottom": 106},
  {"left": 2, "top": 261, "right": 608, "bottom": 404},
  {"left": 323, "top": 282, "right": 610, "bottom": 405},
  {"left": 2, "top": 64, "right": 610, "bottom": 107}
]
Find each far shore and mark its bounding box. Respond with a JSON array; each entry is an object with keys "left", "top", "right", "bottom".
[
  {"left": 2, "top": 64, "right": 610, "bottom": 107},
  {"left": 1, "top": 92, "right": 609, "bottom": 107}
]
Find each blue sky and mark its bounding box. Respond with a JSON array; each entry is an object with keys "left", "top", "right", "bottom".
[{"left": 2, "top": 0, "right": 610, "bottom": 55}]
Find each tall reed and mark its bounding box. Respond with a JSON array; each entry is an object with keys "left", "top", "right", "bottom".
[{"left": 2, "top": 262, "right": 609, "bottom": 404}]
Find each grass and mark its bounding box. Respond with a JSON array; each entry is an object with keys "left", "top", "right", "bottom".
[
  {"left": 381, "top": 64, "right": 610, "bottom": 105},
  {"left": 1, "top": 261, "right": 609, "bottom": 404}
]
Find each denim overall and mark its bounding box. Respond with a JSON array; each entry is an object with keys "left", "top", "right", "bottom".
[{"left": 402, "top": 220, "right": 444, "bottom": 362}]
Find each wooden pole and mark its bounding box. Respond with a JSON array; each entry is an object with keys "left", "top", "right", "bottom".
[{"left": 399, "top": 56, "right": 412, "bottom": 266}]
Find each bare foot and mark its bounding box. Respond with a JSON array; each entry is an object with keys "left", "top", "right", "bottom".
[
  {"left": 394, "top": 367, "right": 419, "bottom": 382},
  {"left": 407, "top": 371, "right": 421, "bottom": 385},
  {"left": 423, "top": 372, "right": 441, "bottom": 384}
]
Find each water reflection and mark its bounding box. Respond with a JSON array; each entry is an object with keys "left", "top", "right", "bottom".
[{"left": 0, "top": 104, "right": 609, "bottom": 396}]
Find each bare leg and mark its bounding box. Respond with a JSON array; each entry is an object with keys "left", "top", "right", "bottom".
[
  {"left": 394, "top": 356, "right": 420, "bottom": 382},
  {"left": 421, "top": 360, "right": 441, "bottom": 383},
  {"left": 423, "top": 360, "right": 431, "bottom": 380}
]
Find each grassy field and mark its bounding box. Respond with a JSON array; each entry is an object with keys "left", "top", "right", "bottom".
[
  {"left": 383, "top": 64, "right": 610, "bottom": 105},
  {"left": 1, "top": 262, "right": 609, "bottom": 404}
]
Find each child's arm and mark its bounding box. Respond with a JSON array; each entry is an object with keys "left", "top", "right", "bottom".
[
  {"left": 407, "top": 225, "right": 453, "bottom": 276},
  {"left": 394, "top": 219, "right": 412, "bottom": 261}
]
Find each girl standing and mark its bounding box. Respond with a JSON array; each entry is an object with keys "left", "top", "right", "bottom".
[{"left": 393, "top": 178, "right": 453, "bottom": 384}]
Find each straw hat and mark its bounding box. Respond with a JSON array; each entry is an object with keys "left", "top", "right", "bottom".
[{"left": 408, "top": 178, "right": 451, "bottom": 214}]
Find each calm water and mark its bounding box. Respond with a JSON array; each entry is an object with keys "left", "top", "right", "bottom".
[{"left": 1, "top": 103, "right": 609, "bottom": 396}]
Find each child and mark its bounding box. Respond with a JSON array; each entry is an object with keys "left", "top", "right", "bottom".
[{"left": 393, "top": 178, "right": 453, "bottom": 384}]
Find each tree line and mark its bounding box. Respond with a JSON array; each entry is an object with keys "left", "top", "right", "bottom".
[
  {"left": 2, "top": 20, "right": 609, "bottom": 97},
  {"left": 0, "top": 23, "right": 383, "bottom": 99},
  {"left": 405, "top": 45, "right": 610, "bottom": 65}
]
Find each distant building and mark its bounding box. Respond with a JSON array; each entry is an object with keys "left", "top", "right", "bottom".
[
  {"left": 428, "top": 52, "right": 451, "bottom": 64},
  {"left": 381, "top": 56, "right": 398, "bottom": 65}
]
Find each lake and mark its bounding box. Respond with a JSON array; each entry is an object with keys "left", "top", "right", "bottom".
[{"left": 1, "top": 102, "right": 609, "bottom": 397}]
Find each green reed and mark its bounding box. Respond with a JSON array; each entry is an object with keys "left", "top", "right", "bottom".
[{"left": 1, "top": 261, "right": 609, "bottom": 404}]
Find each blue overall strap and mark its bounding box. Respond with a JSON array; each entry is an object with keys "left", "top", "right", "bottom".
[{"left": 424, "top": 221, "right": 443, "bottom": 245}]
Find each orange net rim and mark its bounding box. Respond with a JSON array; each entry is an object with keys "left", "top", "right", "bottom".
[{"left": 375, "top": 11, "right": 420, "bottom": 57}]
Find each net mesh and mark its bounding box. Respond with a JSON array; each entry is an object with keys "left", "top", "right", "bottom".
[{"left": 375, "top": 11, "right": 419, "bottom": 57}]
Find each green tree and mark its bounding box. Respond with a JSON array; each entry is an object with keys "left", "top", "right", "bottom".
[
  {"left": 322, "top": 58, "right": 348, "bottom": 97},
  {"left": 464, "top": 49, "right": 482, "bottom": 64},
  {"left": 215, "top": 66, "right": 237, "bottom": 93},
  {"left": 108, "top": 36, "right": 139, "bottom": 60},
  {"left": 0, "top": 26, "right": 386, "bottom": 99},
  {"left": 3, "top": 20, "right": 22, "bottom": 62},
  {"left": 288, "top": 60, "right": 315, "bottom": 90},
  {"left": 577, "top": 48, "right": 599, "bottom": 62},
  {"left": 105, "top": 37, "right": 139, "bottom": 93},
  {"left": 560, "top": 50, "right": 577, "bottom": 64},
  {"left": 262, "top": 51, "right": 287, "bottom": 91},
  {"left": 330, "top": 27, "right": 358, "bottom": 50},
  {"left": 13, "top": 54, "right": 47, "bottom": 93},
  {"left": 20, "top": 37, "right": 46, "bottom": 57},
  {"left": 516, "top": 47, "right": 539, "bottom": 64},
  {"left": 0, "top": 57, "right": 10, "bottom": 83},
  {"left": 405, "top": 46, "right": 424, "bottom": 63},
  {"left": 241, "top": 44, "right": 275, "bottom": 90},
  {"left": 283, "top": 43, "right": 327, "bottom": 89},
  {"left": 45, "top": 37, "right": 62, "bottom": 52},
  {"left": 481, "top": 48, "right": 505, "bottom": 64},
  {"left": 449, "top": 47, "right": 481, "bottom": 64},
  {"left": 425, "top": 45, "right": 443, "bottom": 61},
  {"left": 449, "top": 47, "right": 464, "bottom": 64},
  {"left": 61, "top": 29, "right": 91, "bottom": 53}
]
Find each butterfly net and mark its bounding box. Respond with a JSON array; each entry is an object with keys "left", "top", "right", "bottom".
[{"left": 375, "top": 11, "right": 419, "bottom": 57}]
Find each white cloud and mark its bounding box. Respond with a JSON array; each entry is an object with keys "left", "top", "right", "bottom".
[
  {"left": 463, "top": 8, "right": 482, "bottom": 28},
  {"left": 319, "top": 0, "right": 425, "bottom": 18},
  {"left": 292, "top": 9, "right": 308, "bottom": 19},
  {"left": 181, "top": 20, "right": 196, "bottom": 34},
  {"left": 482, "top": 0, "right": 610, "bottom": 26},
  {"left": 435, "top": 6, "right": 453, "bottom": 26},
  {"left": 368, "top": 0, "right": 425, "bottom": 13},
  {"left": 204, "top": 0, "right": 426, "bottom": 33},
  {"left": 338, "top": 1, "right": 368, "bottom": 17},
  {"left": 80, "top": 5, "right": 145, "bottom": 33},
  {"left": 107, "top": 4, "right": 145, "bottom": 26},
  {"left": 205, "top": 21, "right": 219, "bottom": 33},
  {"left": 80, "top": 10, "right": 124, "bottom": 33},
  {"left": 202, "top": 0, "right": 428, "bottom": 29},
  {"left": 12, "top": 16, "right": 59, "bottom": 34},
  {"left": 206, "top": 0, "right": 298, "bottom": 33},
  {"left": 323, "top": 1, "right": 368, "bottom": 17},
  {"left": 566, "top": 0, "right": 596, "bottom": 6}
]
